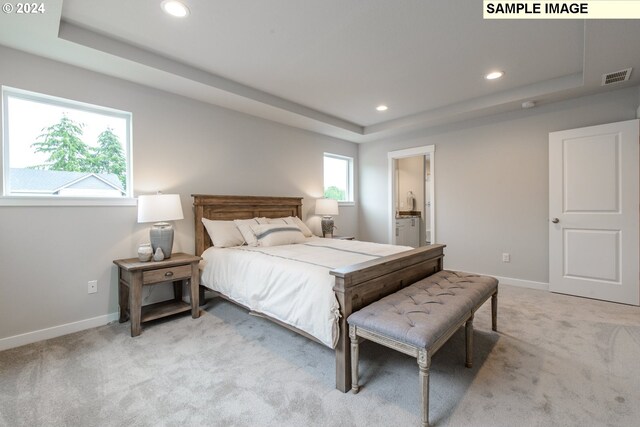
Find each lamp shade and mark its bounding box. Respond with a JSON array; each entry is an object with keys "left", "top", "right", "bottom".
[
  {"left": 315, "top": 198, "right": 339, "bottom": 216},
  {"left": 137, "top": 194, "right": 184, "bottom": 223}
]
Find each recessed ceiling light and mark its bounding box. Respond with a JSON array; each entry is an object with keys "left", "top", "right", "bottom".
[
  {"left": 376, "top": 105, "right": 388, "bottom": 112},
  {"left": 161, "top": 0, "right": 190, "bottom": 18},
  {"left": 485, "top": 71, "right": 504, "bottom": 80}
]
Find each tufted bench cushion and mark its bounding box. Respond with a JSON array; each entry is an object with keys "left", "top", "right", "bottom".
[{"left": 348, "top": 270, "right": 498, "bottom": 349}]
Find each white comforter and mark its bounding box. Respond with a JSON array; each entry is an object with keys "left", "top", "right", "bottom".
[{"left": 200, "top": 237, "right": 411, "bottom": 348}]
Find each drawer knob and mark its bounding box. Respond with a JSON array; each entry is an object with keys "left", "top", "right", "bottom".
[{"left": 164, "top": 271, "right": 174, "bottom": 277}]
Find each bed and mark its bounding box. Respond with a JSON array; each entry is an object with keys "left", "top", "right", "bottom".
[{"left": 193, "top": 194, "right": 445, "bottom": 392}]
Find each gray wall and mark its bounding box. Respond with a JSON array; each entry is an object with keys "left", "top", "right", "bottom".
[
  {"left": 359, "top": 86, "right": 640, "bottom": 284},
  {"left": 0, "top": 46, "right": 358, "bottom": 341}
]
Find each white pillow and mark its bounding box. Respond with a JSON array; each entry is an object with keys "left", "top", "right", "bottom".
[
  {"left": 234, "top": 218, "right": 269, "bottom": 246},
  {"left": 250, "top": 224, "right": 306, "bottom": 247},
  {"left": 268, "top": 216, "right": 313, "bottom": 237},
  {"left": 201, "top": 218, "right": 244, "bottom": 248}
]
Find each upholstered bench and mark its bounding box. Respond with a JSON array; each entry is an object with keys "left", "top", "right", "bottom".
[{"left": 347, "top": 270, "right": 498, "bottom": 427}]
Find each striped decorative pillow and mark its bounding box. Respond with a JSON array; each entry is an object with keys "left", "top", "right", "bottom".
[
  {"left": 234, "top": 217, "right": 270, "bottom": 246},
  {"left": 249, "top": 224, "right": 306, "bottom": 247},
  {"left": 268, "top": 216, "right": 313, "bottom": 237}
]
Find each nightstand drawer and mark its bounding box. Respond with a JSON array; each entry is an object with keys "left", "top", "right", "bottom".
[{"left": 143, "top": 264, "right": 191, "bottom": 284}]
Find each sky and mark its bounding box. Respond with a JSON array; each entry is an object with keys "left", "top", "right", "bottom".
[
  {"left": 324, "top": 155, "right": 349, "bottom": 191},
  {"left": 6, "top": 95, "right": 128, "bottom": 168}
]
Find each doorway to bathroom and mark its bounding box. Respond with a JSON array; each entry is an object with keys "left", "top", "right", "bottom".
[{"left": 388, "top": 145, "right": 435, "bottom": 247}]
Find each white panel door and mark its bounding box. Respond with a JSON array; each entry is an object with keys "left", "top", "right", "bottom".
[{"left": 549, "top": 119, "right": 639, "bottom": 305}]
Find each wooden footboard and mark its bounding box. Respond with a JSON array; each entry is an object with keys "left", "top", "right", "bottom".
[{"left": 330, "top": 244, "right": 445, "bottom": 392}]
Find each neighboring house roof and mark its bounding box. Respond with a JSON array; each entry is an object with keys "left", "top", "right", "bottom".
[{"left": 10, "top": 168, "right": 124, "bottom": 194}]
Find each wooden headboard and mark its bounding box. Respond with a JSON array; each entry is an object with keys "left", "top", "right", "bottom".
[{"left": 192, "top": 194, "right": 303, "bottom": 256}]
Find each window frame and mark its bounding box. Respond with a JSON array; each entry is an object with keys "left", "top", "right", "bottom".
[
  {"left": 323, "top": 152, "right": 355, "bottom": 205},
  {"left": 1, "top": 86, "right": 135, "bottom": 206}
]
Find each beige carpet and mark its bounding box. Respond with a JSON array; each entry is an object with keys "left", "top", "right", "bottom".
[{"left": 0, "top": 284, "right": 639, "bottom": 427}]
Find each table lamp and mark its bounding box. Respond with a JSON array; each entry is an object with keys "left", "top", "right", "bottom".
[
  {"left": 137, "top": 193, "right": 184, "bottom": 259},
  {"left": 315, "top": 198, "right": 339, "bottom": 237}
]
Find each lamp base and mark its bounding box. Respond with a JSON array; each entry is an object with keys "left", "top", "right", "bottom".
[
  {"left": 150, "top": 222, "right": 174, "bottom": 259},
  {"left": 321, "top": 216, "right": 335, "bottom": 238}
]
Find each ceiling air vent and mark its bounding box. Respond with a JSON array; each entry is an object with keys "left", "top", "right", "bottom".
[{"left": 601, "top": 68, "right": 632, "bottom": 86}]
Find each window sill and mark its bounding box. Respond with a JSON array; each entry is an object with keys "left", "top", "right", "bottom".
[
  {"left": 0, "top": 196, "right": 137, "bottom": 207},
  {"left": 338, "top": 201, "right": 355, "bottom": 207}
]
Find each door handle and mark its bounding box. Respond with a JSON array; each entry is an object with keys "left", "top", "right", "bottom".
[{"left": 551, "top": 218, "right": 560, "bottom": 224}]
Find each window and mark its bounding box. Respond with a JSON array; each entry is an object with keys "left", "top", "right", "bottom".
[
  {"left": 323, "top": 153, "right": 353, "bottom": 203},
  {"left": 2, "top": 87, "right": 132, "bottom": 200}
]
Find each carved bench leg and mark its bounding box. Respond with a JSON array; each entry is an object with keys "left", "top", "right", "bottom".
[
  {"left": 491, "top": 290, "right": 498, "bottom": 331},
  {"left": 349, "top": 325, "right": 360, "bottom": 393},
  {"left": 418, "top": 350, "right": 431, "bottom": 427},
  {"left": 465, "top": 314, "right": 474, "bottom": 368}
]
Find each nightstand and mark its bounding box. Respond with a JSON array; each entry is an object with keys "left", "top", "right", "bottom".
[{"left": 113, "top": 253, "right": 202, "bottom": 337}]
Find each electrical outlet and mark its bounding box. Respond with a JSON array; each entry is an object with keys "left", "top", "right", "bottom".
[
  {"left": 502, "top": 253, "right": 510, "bottom": 263},
  {"left": 88, "top": 280, "right": 98, "bottom": 294}
]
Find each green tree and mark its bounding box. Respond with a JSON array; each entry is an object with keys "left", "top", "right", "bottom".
[
  {"left": 92, "top": 128, "right": 127, "bottom": 189},
  {"left": 31, "top": 115, "right": 91, "bottom": 171},
  {"left": 324, "top": 186, "right": 345, "bottom": 201}
]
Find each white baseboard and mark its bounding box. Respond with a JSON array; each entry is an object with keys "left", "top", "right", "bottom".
[
  {"left": 448, "top": 268, "right": 549, "bottom": 291},
  {"left": 490, "top": 275, "right": 549, "bottom": 291},
  {"left": 0, "top": 312, "right": 119, "bottom": 352}
]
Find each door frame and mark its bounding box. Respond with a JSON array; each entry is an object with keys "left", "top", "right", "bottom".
[{"left": 387, "top": 145, "right": 435, "bottom": 245}]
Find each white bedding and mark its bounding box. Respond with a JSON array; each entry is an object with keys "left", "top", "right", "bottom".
[{"left": 200, "top": 237, "right": 411, "bottom": 348}]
